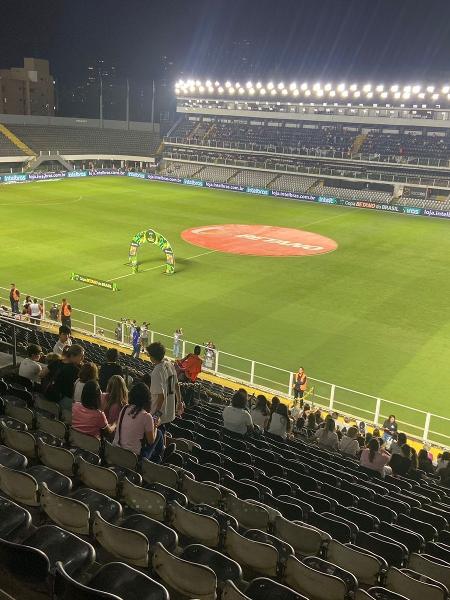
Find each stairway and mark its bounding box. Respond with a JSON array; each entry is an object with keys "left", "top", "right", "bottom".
[
  {"left": 202, "top": 123, "right": 216, "bottom": 142},
  {"left": 0, "top": 123, "right": 36, "bottom": 156},
  {"left": 351, "top": 133, "right": 367, "bottom": 156},
  {"left": 187, "top": 121, "right": 202, "bottom": 141}
]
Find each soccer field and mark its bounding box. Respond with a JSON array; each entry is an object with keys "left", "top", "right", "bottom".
[{"left": 2, "top": 177, "right": 450, "bottom": 443}]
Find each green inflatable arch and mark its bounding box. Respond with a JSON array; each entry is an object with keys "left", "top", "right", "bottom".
[{"left": 128, "top": 229, "right": 175, "bottom": 275}]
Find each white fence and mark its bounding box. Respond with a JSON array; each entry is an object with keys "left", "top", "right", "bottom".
[{"left": 1, "top": 286, "right": 449, "bottom": 448}]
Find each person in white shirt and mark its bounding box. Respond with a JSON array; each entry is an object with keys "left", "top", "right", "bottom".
[
  {"left": 147, "top": 341, "right": 182, "bottom": 429},
  {"left": 340, "top": 426, "right": 360, "bottom": 457},
  {"left": 250, "top": 395, "right": 270, "bottom": 430},
  {"left": 223, "top": 390, "right": 253, "bottom": 436},
  {"left": 73, "top": 362, "right": 99, "bottom": 403},
  {"left": 29, "top": 298, "right": 42, "bottom": 325},
  {"left": 19, "top": 344, "right": 46, "bottom": 384},
  {"left": 53, "top": 325, "right": 72, "bottom": 355},
  {"left": 268, "top": 403, "right": 292, "bottom": 440}
]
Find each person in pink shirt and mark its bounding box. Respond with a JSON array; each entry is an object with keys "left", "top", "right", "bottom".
[
  {"left": 360, "top": 438, "right": 392, "bottom": 477},
  {"left": 72, "top": 381, "right": 115, "bottom": 439},
  {"left": 112, "top": 382, "right": 164, "bottom": 462}
]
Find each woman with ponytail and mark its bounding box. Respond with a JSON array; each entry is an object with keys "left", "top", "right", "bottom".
[
  {"left": 360, "top": 438, "right": 392, "bottom": 477},
  {"left": 314, "top": 416, "right": 339, "bottom": 451}
]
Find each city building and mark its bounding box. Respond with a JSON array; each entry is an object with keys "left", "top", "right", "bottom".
[{"left": 0, "top": 58, "right": 55, "bottom": 116}]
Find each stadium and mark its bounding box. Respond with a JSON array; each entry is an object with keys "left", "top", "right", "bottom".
[{"left": 1, "top": 2, "right": 450, "bottom": 600}]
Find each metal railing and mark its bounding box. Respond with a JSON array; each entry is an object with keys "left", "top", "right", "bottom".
[{"left": 1, "top": 286, "right": 449, "bottom": 448}]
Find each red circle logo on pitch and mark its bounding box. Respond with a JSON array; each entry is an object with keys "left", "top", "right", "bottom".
[{"left": 182, "top": 224, "right": 338, "bottom": 257}]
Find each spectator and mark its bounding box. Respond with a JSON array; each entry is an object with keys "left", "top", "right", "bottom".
[
  {"left": 293, "top": 366, "right": 307, "bottom": 405},
  {"left": 340, "top": 426, "right": 360, "bottom": 457},
  {"left": 360, "top": 438, "right": 392, "bottom": 477},
  {"left": 132, "top": 326, "right": 141, "bottom": 359},
  {"left": 390, "top": 443, "right": 414, "bottom": 477},
  {"left": 140, "top": 322, "right": 149, "bottom": 351},
  {"left": 114, "top": 323, "right": 122, "bottom": 341},
  {"left": 436, "top": 451, "right": 450, "bottom": 473},
  {"left": 147, "top": 342, "right": 182, "bottom": 431},
  {"left": 176, "top": 345, "right": 203, "bottom": 382},
  {"left": 390, "top": 432, "right": 407, "bottom": 456},
  {"left": 60, "top": 298, "right": 72, "bottom": 328},
  {"left": 417, "top": 449, "right": 435, "bottom": 475},
  {"left": 19, "top": 344, "right": 45, "bottom": 385},
  {"left": 9, "top": 284, "right": 20, "bottom": 314},
  {"left": 49, "top": 304, "right": 59, "bottom": 321},
  {"left": 29, "top": 298, "right": 43, "bottom": 325},
  {"left": 40, "top": 352, "right": 62, "bottom": 395},
  {"left": 46, "top": 344, "right": 84, "bottom": 409},
  {"left": 223, "top": 390, "right": 253, "bottom": 436},
  {"left": 173, "top": 328, "right": 183, "bottom": 358},
  {"left": 102, "top": 375, "right": 128, "bottom": 425},
  {"left": 113, "top": 382, "right": 164, "bottom": 462},
  {"left": 72, "top": 381, "right": 114, "bottom": 439},
  {"left": 53, "top": 325, "right": 72, "bottom": 355},
  {"left": 270, "top": 396, "right": 280, "bottom": 416},
  {"left": 315, "top": 416, "right": 339, "bottom": 451},
  {"left": 382, "top": 415, "right": 398, "bottom": 445},
  {"left": 440, "top": 462, "right": 450, "bottom": 488},
  {"left": 73, "top": 362, "right": 98, "bottom": 403},
  {"left": 372, "top": 428, "right": 381, "bottom": 438},
  {"left": 268, "top": 403, "right": 292, "bottom": 440},
  {"left": 98, "top": 348, "right": 124, "bottom": 391},
  {"left": 315, "top": 409, "right": 324, "bottom": 426},
  {"left": 306, "top": 412, "right": 318, "bottom": 434},
  {"left": 250, "top": 395, "right": 270, "bottom": 430}
]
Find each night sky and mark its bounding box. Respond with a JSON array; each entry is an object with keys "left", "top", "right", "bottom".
[{"left": 2, "top": 0, "right": 450, "bottom": 85}]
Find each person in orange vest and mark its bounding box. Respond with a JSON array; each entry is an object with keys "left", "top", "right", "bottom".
[
  {"left": 293, "top": 366, "right": 307, "bottom": 406},
  {"left": 9, "top": 283, "right": 20, "bottom": 314},
  {"left": 61, "top": 298, "right": 72, "bottom": 329}
]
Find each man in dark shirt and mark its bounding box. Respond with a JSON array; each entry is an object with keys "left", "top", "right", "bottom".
[{"left": 99, "top": 348, "right": 124, "bottom": 391}]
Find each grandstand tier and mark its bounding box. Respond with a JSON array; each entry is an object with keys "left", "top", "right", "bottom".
[{"left": 0, "top": 318, "right": 449, "bottom": 600}]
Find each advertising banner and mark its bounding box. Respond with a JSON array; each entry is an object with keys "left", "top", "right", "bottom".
[{"left": 70, "top": 273, "right": 118, "bottom": 291}]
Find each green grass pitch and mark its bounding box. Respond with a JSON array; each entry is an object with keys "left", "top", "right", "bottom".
[{"left": 1, "top": 177, "right": 449, "bottom": 443}]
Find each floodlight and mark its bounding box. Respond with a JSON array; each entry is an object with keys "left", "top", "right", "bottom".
[
  {"left": 238, "top": 87, "right": 245, "bottom": 94},
  {"left": 189, "top": 85, "right": 195, "bottom": 93},
  {"left": 354, "top": 91, "right": 360, "bottom": 98},
  {"left": 329, "top": 90, "right": 336, "bottom": 97},
  {"left": 228, "top": 87, "right": 235, "bottom": 94},
  {"left": 215, "top": 81, "right": 220, "bottom": 86},
  {"left": 248, "top": 88, "right": 255, "bottom": 95},
  {"left": 394, "top": 91, "right": 401, "bottom": 99},
  {"left": 260, "top": 88, "right": 266, "bottom": 95},
  {"left": 426, "top": 86, "right": 434, "bottom": 93},
  {"left": 282, "top": 88, "right": 288, "bottom": 95},
  {"left": 341, "top": 90, "right": 349, "bottom": 97},
  {"left": 289, "top": 82, "right": 297, "bottom": 90},
  {"left": 363, "top": 84, "right": 371, "bottom": 92},
  {"left": 267, "top": 82, "right": 274, "bottom": 89},
  {"left": 300, "top": 82, "right": 308, "bottom": 90},
  {"left": 390, "top": 85, "right": 399, "bottom": 92},
  {"left": 313, "top": 82, "right": 321, "bottom": 91},
  {"left": 256, "top": 81, "right": 262, "bottom": 89},
  {"left": 442, "top": 85, "right": 450, "bottom": 93},
  {"left": 350, "top": 84, "right": 357, "bottom": 91},
  {"left": 218, "top": 86, "right": 224, "bottom": 94},
  {"left": 246, "top": 81, "right": 253, "bottom": 88},
  {"left": 376, "top": 84, "right": 384, "bottom": 92},
  {"left": 316, "top": 89, "right": 324, "bottom": 97},
  {"left": 225, "top": 81, "right": 231, "bottom": 88},
  {"left": 402, "top": 92, "right": 410, "bottom": 100},
  {"left": 198, "top": 86, "right": 205, "bottom": 93},
  {"left": 380, "top": 91, "right": 388, "bottom": 99},
  {"left": 278, "top": 82, "right": 285, "bottom": 90},
  {"left": 208, "top": 86, "right": 214, "bottom": 94},
  {"left": 324, "top": 83, "right": 332, "bottom": 91},
  {"left": 270, "top": 89, "right": 277, "bottom": 95},
  {"left": 292, "top": 89, "right": 299, "bottom": 96},
  {"left": 432, "top": 93, "right": 439, "bottom": 100},
  {"left": 175, "top": 88, "right": 180, "bottom": 95},
  {"left": 366, "top": 92, "right": 373, "bottom": 98},
  {"left": 337, "top": 83, "right": 346, "bottom": 91},
  {"left": 304, "top": 89, "right": 311, "bottom": 96},
  {"left": 403, "top": 85, "right": 411, "bottom": 93}
]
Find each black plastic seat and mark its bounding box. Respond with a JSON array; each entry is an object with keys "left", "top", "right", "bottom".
[
  {"left": 54, "top": 560, "right": 170, "bottom": 600},
  {"left": 358, "top": 497, "right": 397, "bottom": 524},
  {"left": 181, "top": 543, "right": 242, "bottom": 583},
  {"left": 335, "top": 505, "right": 379, "bottom": 532},
  {"left": 185, "top": 458, "right": 221, "bottom": 483},
  {"left": 309, "top": 512, "right": 352, "bottom": 543},
  {"left": 27, "top": 464, "right": 72, "bottom": 495},
  {"left": 0, "top": 497, "right": 32, "bottom": 540},
  {"left": 222, "top": 459, "right": 256, "bottom": 480},
  {"left": 108, "top": 466, "right": 142, "bottom": 486},
  {"left": 0, "top": 444, "right": 27, "bottom": 469},
  {"left": 193, "top": 432, "right": 222, "bottom": 452},
  {"left": 356, "top": 531, "right": 408, "bottom": 568},
  {"left": 258, "top": 474, "right": 293, "bottom": 496},
  {"left": 341, "top": 480, "right": 375, "bottom": 500},
  {"left": 121, "top": 514, "right": 178, "bottom": 552},
  {"left": 411, "top": 507, "right": 447, "bottom": 532},
  {"left": 0, "top": 524, "right": 95, "bottom": 587},
  {"left": 72, "top": 488, "right": 122, "bottom": 524},
  {"left": 245, "top": 529, "right": 294, "bottom": 561},
  {"left": 192, "top": 446, "right": 222, "bottom": 466},
  {"left": 397, "top": 513, "right": 437, "bottom": 542},
  {"left": 426, "top": 541, "right": 450, "bottom": 562},
  {"left": 285, "top": 469, "right": 319, "bottom": 492},
  {"left": 145, "top": 481, "right": 188, "bottom": 506},
  {"left": 242, "top": 576, "right": 307, "bottom": 600},
  {"left": 321, "top": 482, "right": 357, "bottom": 507},
  {"left": 191, "top": 503, "right": 239, "bottom": 532},
  {"left": 264, "top": 494, "right": 305, "bottom": 521},
  {"left": 222, "top": 475, "right": 260, "bottom": 501},
  {"left": 295, "top": 489, "right": 332, "bottom": 514},
  {"left": 322, "top": 511, "right": 359, "bottom": 540},
  {"left": 379, "top": 521, "right": 424, "bottom": 553}
]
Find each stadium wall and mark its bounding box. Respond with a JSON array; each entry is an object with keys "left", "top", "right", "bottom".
[
  {"left": 0, "top": 113, "right": 160, "bottom": 132},
  {"left": 0, "top": 167, "right": 449, "bottom": 219}
]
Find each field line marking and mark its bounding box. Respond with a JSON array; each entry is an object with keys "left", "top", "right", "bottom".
[
  {"left": 0, "top": 195, "right": 83, "bottom": 207},
  {"left": 301, "top": 210, "right": 357, "bottom": 228},
  {"left": 44, "top": 249, "right": 218, "bottom": 299}
]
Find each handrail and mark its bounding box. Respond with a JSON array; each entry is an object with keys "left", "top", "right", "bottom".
[{"left": 1, "top": 286, "right": 448, "bottom": 448}]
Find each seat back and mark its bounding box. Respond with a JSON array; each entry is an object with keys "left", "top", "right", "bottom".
[
  {"left": 0, "top": 465, "right": 39, "bottom": 506},
  {"left": 169, "top": 501, "right": 220, "bottom": 547},
  {"left": 69, "top": 428, "right": 101, "bottom": 454},
  {"left": 54, "top": 561, "right": 122, "bottom": 599},
  {"left": 38, "top": 439, "right": 75, "bottom": 476},
  {"left": 122, "top": 478, "right": 166, "bottom": 521},
  {"left": 181, "top": 475, "right": 221, "bottom": 507},
  {"left": 0, "top": 496, "right": 32, "bottom": 540},
  {"left": 224, "top": 527, "right": 279, "bottom": 578},
  {"left": 246, "top": 577, "right": 309, "bottom": 600},
  {"left": 274, "top": 515, "right": 325, "bottom": 557},
  {"left": 40, "top": 482, "right": 90, "bottom": 535},
  {"left": 141, "top": 458, "right": 179, "bottom": 488},
  {"left": 104, "top": 441, "right": 138, "bottom": 471},
  {"left": 93, "top": 512, "right": 149, "bottom": 568},
  {"left": 78, "top": 457, "right": 118, "bottom": 497},
  {"left": 1, "top": 424, "right": 36, "bottom": 459},
  {"left": 0, "top": 536, "right": 50, "bottom": 584},
  {"left": 5, "top": 403, "right": 34, "bottom": 428},
  {"left": 36, "top": 414, "right": 67, "bottom": 441},
  {"left": 35, "top": 396, "right": 61, "bottom": 418},
  {"left": 283, "top": 555, "right": 347, "bottom": 600},
  {"left": 327, "top": 539, "right": 384, "bottom": 586},
  {"left": 222, "top": 580, "right": 251, "bottom": 600},
  {"left": 386, "top": 567, "right": 447, "bottom": 600},
  {"left": 224, "top": 495, "right": 270, "bottom": 531},
  {"left": 409, "top": 552, "right": 450, "bottom": 591},
  {"left": 152, "top": 541, "right": 217, "bottom": 600}
]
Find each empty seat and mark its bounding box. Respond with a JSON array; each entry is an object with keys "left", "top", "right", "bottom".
[
  {"left": 93, "top": 512, "right": 150, "bottom": 568},
  {"left": 0, "top": 464, "right": 71, "bottom": 506},
  {"left": 309, "top": 512, "right": 352, "bottom": 543},
  {"left": 327, "top": 539, "right": 386, "bottom": 586},
  {"left": 69, "top": 428, "right": 101, "bottom": 454},
  {"left": 152, "top": 541, "right": 217, "bottom": 600},
  {"left": 181, "top": 543, "right": 242, "bottom": 584},
  {"left": 283, "top": 555, "right": 348, "bottom": 600},
  {"left": 181, "top": 474, "right": 222, "bottom": 507},
  {"left": 386, "top": 566, "right": 447, "bottom": 600},
  {"left": 223, "top": 577, "right": 308, "bottom": 600},
  {"left": 274, "top": 515, "right": 329, "bottom": 556},
  {"left": 379, "top": 521, "right": 424, "bottom": 553},
  {"left": 104, "top": 440, "right": 138, "bottom": 471},
  {"left": 168, "top": 500, "right": 220, "bottom": 547},
  {"left": 122, "top": 478, "right": 166, "bottom": 521},
  {"left": 142, "top": 458, "right": 179, "bottom": 488},
  {"left": 0, "top": 497, "right": 32, "bottom": 540},
  {"left": 0, "top": 444, "right": 27, "bottom": 470},
  {"left": 54, "top": 560, "right": 170, "bottom": 600},
  {"left": 409, "top": 552, "right": 450, "bottom": 591},
  {"left": 78, "top": 457, "right": 119, "bottom": 497},
  {"left": 224, "top": 527, "right": 279, "bottom": 578},
  {"left": 224, "top": 495, "right": 270, "bottom": 531},
  {"left": 356, "top": 531, "right": 408, "bottom": 568}
]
